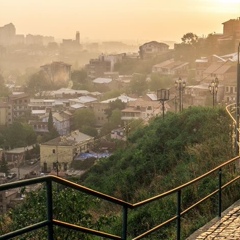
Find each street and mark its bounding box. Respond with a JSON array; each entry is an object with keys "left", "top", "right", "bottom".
[{"left": 10, "top": 161, "right": 41, "bottom": 181}]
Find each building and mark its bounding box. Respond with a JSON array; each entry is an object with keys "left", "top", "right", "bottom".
[
  {"left": 139, "top": 41, "right": 169, "bottom": 59},
  {"left": 61, "top": 31, "right": 81, "bottom": 50},
  {"left": 69, "top": 95, "right": 98, "bottom": 108},
  {"left": 121, "top": 97, "right": 161, "bottom": 124},
  {"left": 5, "top": 146, "right": 34, "bottom": 169},
  {"left": 194, "top": 52, "right": 238, "bottom": 105},
  {"left": 50, "top": 88, "right": 90, "bottom": 98},
  {"left": 8, "top": 93, "right": 30, "bottom": 122},
  {"left": 91, "top": 102, "right": 109, "bottom": 127},
  {"left": 152, "top": 59, "right": 189, "bottom": 77},
  {"left": 85, "top": 57, "right": 111, "bottom": 79},
  {"left": 219, "top": 18, "right": 240, "bottom": 51},
  {"left": 202, "top": 61, "right": 236, "bottom": 83},
  {"left": 184, "top": 83, "right": 225, "bottom": 107},
  {"left": 40, "top": 62, "right": 71, "bottom": 86},
  {"left": 28, "top": 120, "right": 49, "bottom": 134},
  {"left": 0, "top": 102, "right": 11, "bottom": 126},
  {"left": 40, "top": 110, "right": 73, "bottom": 136},
  {"left": 0, "top": 22, "right": 54, "bottom": 47},
  {"left": 0, "top": 93, "right": 30, "bottom": 125},
  {"left": 0, "top": 23, "right": 16, "bottom": 46},
  {"left": 204, "top": 18, "right": 240, "bottom": 54},
  {"left": 101, "top": 53, "right": 125, "bottom": 71},
  {"left": 40, "top": 130, "right": 94, "bottom": 172},
  {"left": 25, "top": 34, "right": 43, "bottom": 45}
]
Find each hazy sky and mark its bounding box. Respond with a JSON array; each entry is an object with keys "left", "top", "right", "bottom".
[{"left": 1, "top": 0, "right": 240, "bottom": 43}]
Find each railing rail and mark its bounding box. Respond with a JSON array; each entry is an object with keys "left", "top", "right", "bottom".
[{"left": 0, "top": 155, "right": 240, "bottom": 239}]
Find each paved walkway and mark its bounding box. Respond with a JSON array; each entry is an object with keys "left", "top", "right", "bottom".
[{"left": 187, "top": 200, "right": 240, "bottom": 239}]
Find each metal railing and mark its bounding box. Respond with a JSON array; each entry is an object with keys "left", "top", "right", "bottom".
[
  {"left": 226, "top": 102, "right": 240, "bottom": 155},
  {"left": 0, "top": 155, "right": 240, "bottom": 240}
]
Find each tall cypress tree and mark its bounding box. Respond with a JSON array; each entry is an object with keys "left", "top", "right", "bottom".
[
  {"left": 47, "top": 110, "right": 59, "bottom": 139},
  {"left": 0, "top": 152, "right": 9, "bottom": 174}
]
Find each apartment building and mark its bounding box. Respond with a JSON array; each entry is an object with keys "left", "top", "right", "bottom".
[
  {"left": 139, "top": 41, "right": 169, "bottom": 59},
  {"left": 40, "top": 62, "right": 71, "bottom": 86},
  {"left": 8, "top": 93, "right": 30, "bottom": 122}
]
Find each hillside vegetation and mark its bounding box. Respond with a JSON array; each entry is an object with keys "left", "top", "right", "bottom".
[
  {"left": 80, "top": 106, "right": 238, "bottom": 238},
  {"left": 82, "top": 106, "right": 233, "bottom": 200},
  {"left": 2, "top": 106, "right": 239, "bottom": 239}
]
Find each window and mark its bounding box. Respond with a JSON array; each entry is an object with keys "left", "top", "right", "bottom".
[{"left": 52, "top": 149, "right": 56, "bottom": 154}]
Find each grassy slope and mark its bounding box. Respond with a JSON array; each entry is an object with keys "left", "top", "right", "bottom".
[{"left": 80, "top": 106, "right": 238, "bottom": 238}]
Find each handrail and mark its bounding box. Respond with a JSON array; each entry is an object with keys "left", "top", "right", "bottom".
[
  {"left": 226, "top": 102, "right": 240, "bottom": 155},
  {"left": 133, "top": 155, "right": 239, "bottom": 208},
  {"left": 0, "top": 155, "right": 240, "bottom": 239},
  {"left": 226, "top": 103, "right": 237, "bottom": 124}
]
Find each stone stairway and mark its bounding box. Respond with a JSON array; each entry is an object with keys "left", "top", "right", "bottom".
[{"left": 187, "top": 199, "right": 240, "bottom": 239}]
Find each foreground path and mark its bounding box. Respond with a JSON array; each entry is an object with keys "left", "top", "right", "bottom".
[{"left": 187, "top": 200, "right": 240, "bottom": 239}]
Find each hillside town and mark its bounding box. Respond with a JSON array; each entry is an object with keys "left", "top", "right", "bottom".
[{"left": 0, "top": 17, "right": 240, "bottom": 213}]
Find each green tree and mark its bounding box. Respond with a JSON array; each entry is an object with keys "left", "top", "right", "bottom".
[
  {"left": 71, "top": 69, "right": 88, "bottom": 84},
  {"left": 129, "top": 73, "right": 147, "bottom": 96},
  {"left": 149, "top": 73, "right": 172, "bottom": 90},
  {"left": 175, "top": 32, "right": 199, "bottom": 64},
  {"left": 26, "top": 71, "right": 50, "bottom": 96},
  {"left": 2, "top": 122, "right": 37, "bottom": 148},
  {"left": 22, "top": 123, "right": 37, "bottom": 146},
  {"left": 1, "top": 185, "right": 115, "bottom": 239},
  {"left": 0, "top": 153, "right": 9, "bottom": 174},
  {"left": 73, "top": 108, "right": 96, "bottom": 130},
  {"left": 109, "top": 109, "right": 122, "bottom": 127},
  {"left": 105, "top": 99, "right": 126, "bottom": 120},
  {"left": 101, "top": 90, "right": 122, "bottom": 101},
  {"left": 80, "top": 125, "right": 98, "bottom": 137},
  {"left": 181, "top": 32, "right": 199, "bottom": 45},
  {"left": 42, "top": 110, "right": 59, "bottom": 141},
  {"left": 47, "top": 110, "right": 54, "bottom": 132},
  {"left": 71, "top": 69, "right": 90, "bottom": 90}
]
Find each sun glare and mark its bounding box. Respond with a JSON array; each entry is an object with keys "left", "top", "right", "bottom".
[
  {"left": 213, "top": 0, "right": 240, "bottom": 5},
  {"left": 208, "top": 0, "right": 240, "bottom": 13}
]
